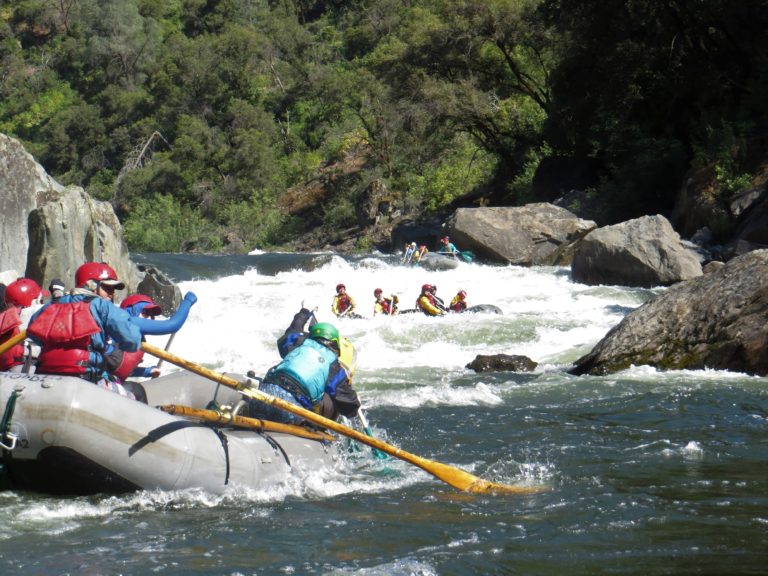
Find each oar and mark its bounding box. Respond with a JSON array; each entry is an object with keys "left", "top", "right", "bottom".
[
  {"left": 312, "top": 309, "right": 385, "bottom": 454},
  {"left": 142, "top": 342, "right": 542, "bottom": 495},
  {"left": 158, "top": 404, "right": 335, "bottom": 442},
  {"left": 0, "top": 330, "right": 26, "bottom": 356},
  {"left": 154, "top": 332, "right": 176, "bottom": 370}
]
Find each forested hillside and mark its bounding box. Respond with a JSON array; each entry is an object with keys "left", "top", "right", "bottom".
[{"left": 2, "top": 1, "right": 767, "bottom": 252}]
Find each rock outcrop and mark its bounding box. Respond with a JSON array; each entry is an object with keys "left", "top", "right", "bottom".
[
  {"left": 0, "top": 133, "right": 63, "bottom": 275},
  {"left": 25, "top": 187, "right": 142, "bottom": 292},
  {"left": 443, "top": 204, "right": 597, "bottom": 266},
  {"left": 571, "top": 215, "right": 703, "bottom": 287},
  {"left": 570, "top": 250, "right": 768, "bottom": 376},
  {"left": 0, "top": 133, "right": 179, "bottom": 309}
]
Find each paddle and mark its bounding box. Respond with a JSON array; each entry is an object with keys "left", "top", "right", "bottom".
[
  {"left": 154, "top": 332, "right": 176, "bottom": 370},
  {"left": 142, "top": 342, "right": 542, "bottom": 495},
  {"left": 313, "top": 310, "right": 384, "bottom": 455},
  {"left": 0, "top": 330, "right": 26, "bottom": 356},
  {"left": 158, "top": 404, "right": 335, "bottom": 442}
]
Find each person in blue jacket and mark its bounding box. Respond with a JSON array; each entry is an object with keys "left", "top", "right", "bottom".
[
  {"left": 247, "top": 322, "right": 360, "bottom": 425},
  {"left": 27, "top": 262, "right": 142, "bottom": 400},
  {"left": 115, "top": 291, "right": 197, "bottom": 381}
]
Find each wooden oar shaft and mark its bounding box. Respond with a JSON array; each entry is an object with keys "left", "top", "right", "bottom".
[
  {"left": 0, "top": 330, "right": 26, "bottom": 356},
  {"left": 142, "top": 342, "right": 542, "bottom": 495},
  {"left": 159, "top": 404, "right": 335, "bottom": 442}
]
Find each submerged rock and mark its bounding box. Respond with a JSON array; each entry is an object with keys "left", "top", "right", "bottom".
[{"left": 466, "top": 354, "right": 538, "bottom": 373}]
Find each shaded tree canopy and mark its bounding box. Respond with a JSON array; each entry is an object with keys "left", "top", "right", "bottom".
[{"left": 2, "top": 0, "right": 767, "bottom": 252}]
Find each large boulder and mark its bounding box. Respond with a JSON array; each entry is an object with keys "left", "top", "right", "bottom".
[
  {"left": 571, "top": 215, "right": 703, "bottom": 287},
  {"left": 570, "top": 250, "right": 768, "bottom": 376},
  {"left": 0, "top": 133, "right": 179, "bottom": 309},
  {"left": 443, "top": 204, "right": 597, "bottom": 265},
  {"left": 0, "top": 133, "right": 63, "bottom": 275},
  {"left": 25, "top": 187, "right": 142, "bottom": 294}
]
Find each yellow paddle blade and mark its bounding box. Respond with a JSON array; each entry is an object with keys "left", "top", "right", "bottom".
[{"left": 142, "top": 342, "right": 546, "bottom": 495}]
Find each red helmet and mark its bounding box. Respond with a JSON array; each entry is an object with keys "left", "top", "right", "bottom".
[
  {"left": 441, "top": 236, "right": 449, "bottom": 243},
  {"left": 121, "top": 294, "right": 162, "bottom": 316},
  {"left": 336, "top": 283, "right": 346, "bottom": 292},
  {"left": 457, "top": 290, "right": 467, "bottom": 299},
  {"left": 374, "top": 288, "right": 383, "bottom": 296},
  {"left": 4, "top": 278, "right": 42, "bottom": 307},
  {"left": 75, "top": 262, "right": 125, "bottom": 290},
  {"left": 421, "top": 284, "right": 434, "bottom": 293}
]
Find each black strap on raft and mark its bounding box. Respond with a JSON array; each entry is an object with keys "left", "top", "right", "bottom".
[
  {"left": 0, "top": 390, "right": 20, "bottom": 478},
  {"left": 260, "top": 432, "right": 291, "bottom": 468},
  {"left": 129, "top": 421, "right": 232, "bottom": 485},
  {"left": 209, "top": 426, "right": 230, "bottom": 485}
]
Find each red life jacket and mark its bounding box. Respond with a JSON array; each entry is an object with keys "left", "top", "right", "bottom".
[
  {"left": 112, "top": 348, "right": 145, "bottom": 381},
  {"left": 0, "top": 307, "right": 24, "bottom": 371},
  {"left": 380, "top": 299, "right": 392, "bottom": 314},
  {"left": 417, "top": 293, "right": 437, "bottom": 308},
  {"left": 27, "top": 301, "right": 101, "bottom": 375},
  {"left": 337, "top": 294, "right": 352, "bottom": 312}
]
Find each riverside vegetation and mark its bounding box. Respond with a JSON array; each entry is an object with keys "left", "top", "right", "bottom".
[{"left": 2, "top": 1, "right": 767, "bottom": 252}]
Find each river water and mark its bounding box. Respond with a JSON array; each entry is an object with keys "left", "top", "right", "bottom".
[{"left": 1, "top": 252, "right": 766, "bottom": 575}]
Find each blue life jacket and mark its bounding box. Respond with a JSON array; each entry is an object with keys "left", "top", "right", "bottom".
[{"left": 272, "top": 338, "right": 336, "bottom": 404}]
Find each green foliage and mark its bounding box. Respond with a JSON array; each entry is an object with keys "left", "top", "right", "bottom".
[
  {"left": 322, "top": 194, "right": 358, "bottom": 231},
  {"left": 0, "top": 82, "right": 78, "bottom": 134},
  {"left": 715, "top": 166, "right": 752, "bottom": 198},
  {"left": 2, "top": 0, "right": 768, "bottom": 253},
  {"left": 409, "top": 136, "right": 497, "bottom": 212},
  {"left": 123, "top": 194, "right": 213, "bottom": 252},
  {"left": 219, "top": 197, "right": 299, "bottom": 249},
  {"left": 507, "top": 143, "right": 551, "bottom": 204}
]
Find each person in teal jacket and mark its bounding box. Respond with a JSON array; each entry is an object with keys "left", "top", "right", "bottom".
[{"left": 247, "top": 322, "right": 360, "bottom": 425}]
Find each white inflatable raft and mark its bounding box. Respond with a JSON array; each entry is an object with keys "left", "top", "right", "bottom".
[{"left": 0, "top": 370, "right": 338, "bottom": 495}]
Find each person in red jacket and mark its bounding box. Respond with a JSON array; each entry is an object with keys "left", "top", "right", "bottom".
[
  {"left": 331, "top": 283, "right": 358, "bottom": 318},
  {"left": 0, "top": 278, "right": 43, "bottom": 372},
  {"left": 449, "top": 290, "right": 469, "bottom": 313},
  {"left": 27, "top": 262, "right": 143, "bottom": 400},
  {"left": 415, "top": 284, "right": 447, "bottom": 316},
  {"left": 373, "top": 288, "right": 398, "bottom": 315}
]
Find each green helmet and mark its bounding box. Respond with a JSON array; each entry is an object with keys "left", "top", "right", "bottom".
[{"left": 309, "top": 322, "right": 339, "bottom": 345}]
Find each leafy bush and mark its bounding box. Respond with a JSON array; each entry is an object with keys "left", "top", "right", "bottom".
[
  {"left": 408, "top": 136, "right": 496, "bottom": 212},
  {"left": 123, "top": 194, "right": 212, "bottom": 252}
]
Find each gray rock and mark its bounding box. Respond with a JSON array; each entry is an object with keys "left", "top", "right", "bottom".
[
  {"left": 136, "top": 266, "right": 182, "bottom": 314},
  {"left": 466, "top": 354, "right": 538, "bottom": 373},
  {"left": 0, "top": 133, "right": 63, "bottom": 275},
  {"left": 25, "top": 187, "right": 142, "bottom": 295},
  {"left": 0, "top": 133, "right": 146, "bottom": 296},
  {"left": 444, "top": 204, "right": 597, "bottom": 265},
  {"left": 571, "top": 215, "right": 703, "bottom": 287},
  {"left": 570, "top": 250, "right": 768, "bottom": 376}
]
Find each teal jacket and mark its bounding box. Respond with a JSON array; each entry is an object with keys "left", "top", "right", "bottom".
[{"left": 272, "top": 338, "right": 340, "bottom": 404}]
